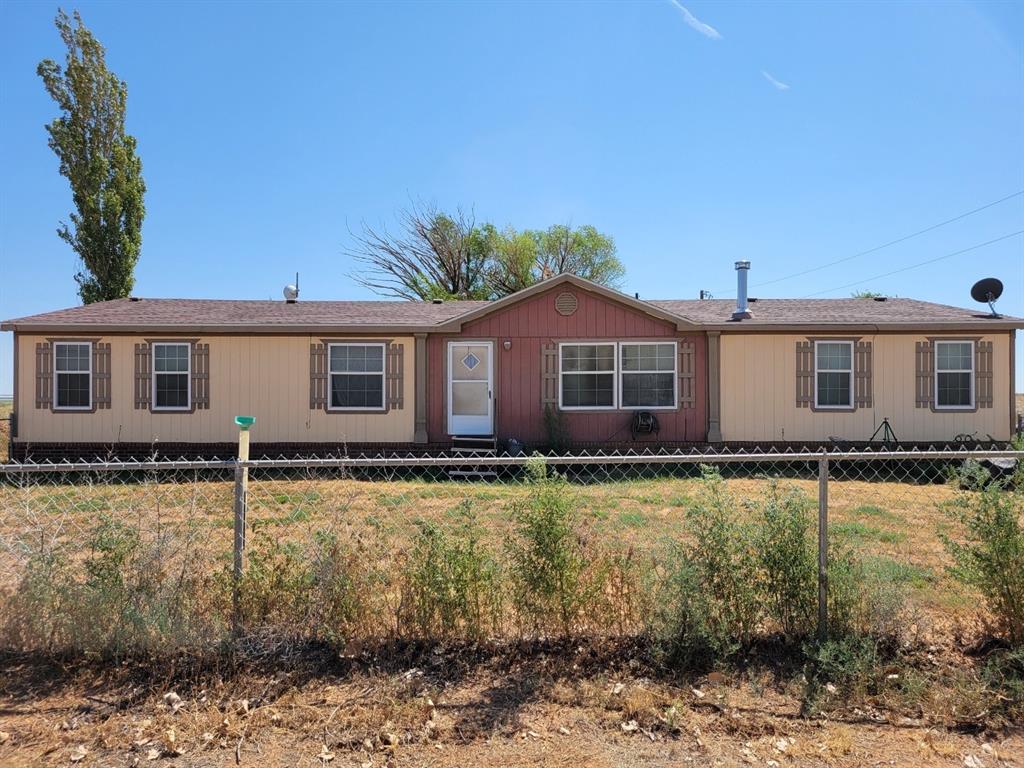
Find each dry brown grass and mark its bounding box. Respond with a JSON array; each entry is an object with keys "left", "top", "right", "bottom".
[{"left": 0, "top": 400, "right": 10, "bottom": 464}]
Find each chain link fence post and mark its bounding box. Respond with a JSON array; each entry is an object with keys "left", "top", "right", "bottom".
[
  {"left": 232, "top": 417, "right": 255, "bottom": 635},
  {"left": 817, "top": 452, "right": 829, "bottom": 641}
]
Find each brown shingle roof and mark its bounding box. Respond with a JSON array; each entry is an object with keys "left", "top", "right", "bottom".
[
  {"left": 648, "top": 298, "right": 1020, "bottom": 327},
  {"left": 2, "top": 292, "right": 1020, "bottom": 332},
  {"left": 1, "top": 297, "right": 490, "bottom": 330}
]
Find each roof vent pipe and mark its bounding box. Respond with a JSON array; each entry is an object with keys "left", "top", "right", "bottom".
[{"left": 732, "top": 261, "right": 753, "bottom": 320}]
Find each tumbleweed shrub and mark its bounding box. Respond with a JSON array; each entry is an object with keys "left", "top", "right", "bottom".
[
  {"left": 654, "top": 467, "right": 760, "bottom": 667},
  {"left": 754, "top": 481, "right": 817, "bottom": 640},
  {"left": 942, "top": 477, "right": 1024, "bottom": 646},
  {"left": 225, "top": 522, "right": 383, "bottom": 645},
  {"left": 507, "top": 456, "right": 605, "bottom": 637},
  {"left": 399, "top": 501, "right": 503, "bottom": 641},
  {"left": 2, "top": 514, "right": 218, "bottom": 657}
]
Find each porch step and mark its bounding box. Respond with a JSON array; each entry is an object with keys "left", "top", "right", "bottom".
[
  {"left": 448, "top": 435, "right": 497, "bottom": 480},
  {"left": 450, "top": 435, "right": 497, "bottom": 454},
  {"left": 448, "top": 469, "right": 499, "bottom": 480}
]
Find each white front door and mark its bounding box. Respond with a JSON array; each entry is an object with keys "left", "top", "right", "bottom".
[{"left": 447, "top": 341, "right": 494, "bottom": 435}]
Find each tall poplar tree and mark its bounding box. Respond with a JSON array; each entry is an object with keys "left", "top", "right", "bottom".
[{"left": 38, "top": 10, "right": 146, "bottom": 304}]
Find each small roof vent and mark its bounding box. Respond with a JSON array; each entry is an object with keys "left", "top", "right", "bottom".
[
  {"left": 432, "top": 298, "right": 444, "bottom": 305},
  {"left": 283, "top": 272, "right": 300, "bottom": 303},
  {"left": 554, "top": 291, "right": 578, "bottom": 316},
  {"left": 129, "top": 296, "right": 142, "bottom": 302},
  {"left": 872, "top": 296, "right": 887, "bottom": 302}
]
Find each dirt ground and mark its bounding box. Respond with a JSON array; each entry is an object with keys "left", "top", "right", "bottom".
[{"left": 1, "top": 639, "right": 1022, "bottom": 768}]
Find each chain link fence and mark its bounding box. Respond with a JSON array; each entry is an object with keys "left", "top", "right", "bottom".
[{"left": 0, "top": 447, "right": 1020, "bottom": 654}]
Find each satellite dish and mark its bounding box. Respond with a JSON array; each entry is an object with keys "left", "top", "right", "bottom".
[{"left": 970, "top": 277, "right": 1003, "bottom": 317}]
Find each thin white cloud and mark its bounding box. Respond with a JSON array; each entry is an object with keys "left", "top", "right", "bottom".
[
  {"left": 668, "top": 0, "right": 722, "bottom": 40},
  {"left": 761, "top": 70, "right": 791, "bottom": 90}
]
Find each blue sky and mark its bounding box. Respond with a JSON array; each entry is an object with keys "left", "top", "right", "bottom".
[{"left": 1, "top": 0, "right": 1022, "bottom": 396}]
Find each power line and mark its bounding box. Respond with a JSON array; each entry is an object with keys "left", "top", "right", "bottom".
[
  {"left": 714, "top": 190, "right": 1024, "bottom": 294},
  {"left": 800, "top": 230, "right": 1024, "bottom": 298}
]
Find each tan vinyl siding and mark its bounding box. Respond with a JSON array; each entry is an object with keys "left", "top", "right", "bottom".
[
  {"left": 720, "top": 332, "right": 1012, "bottom": 443},
  {"left": 15, "top": 334, "right": 415, "bottom": 445}
]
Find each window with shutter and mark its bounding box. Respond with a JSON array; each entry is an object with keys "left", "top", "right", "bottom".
[
  {"left": 36, "top": 341, "right": 53, "bottom": 409},
  {"left": 134, "top": 343, "right": 152, "bottom": 410},
  {"left": 854, "top": 341, "right": 873, "bottom": 408},
  {"left": 915, "top": 340, "right": 934, "bottom": 409},
  {"left": 192, "top": 343, "right": 210, "bottom": 410},
  {"left": 934, "top": 340, "right": 975, "bottom": 410},
  {"left": 94, "top": 343, "right": 112, "bottom": 409},
  {"left": 315, "top": 339, "right": 401, "bottom": 413},
  {"left": 679, "top": 341, "right": 696, "bottom": 408},
  {"left": 795, "top": 341, "right": 813, "bottom": 408},
  {"left": 309, "top": 343, "right": 328, "bottom": 409},
  {"left": 541, "top": 343, "right": 558, "bottom": 406},
  {"left": 387, "top": 342, "right": 405, "bottom": 410},
  {"left": 976, "top": 341, "right": 993, "bottom": 409}
]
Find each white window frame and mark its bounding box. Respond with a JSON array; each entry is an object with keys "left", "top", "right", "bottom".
[
  {"left": 558, "top": 342, "right": 618, "bottom": 411},
  {"left": 619, "top": 341, "right": 678, "bottom": 410},
  {"left": 934, "top": 339, "right": 975, "bottom": 410},
  {"left": 327, "top": 342, "right": 387, "bottom": 412},
  {"left": 813, "top": 340, "right": 854, "bottom": 410},
  {"left": 53, "top": 341, "right": 93, "bottom": 411},
  {"left": 152, "top": 342, "right": 192, "bottom": 412}
]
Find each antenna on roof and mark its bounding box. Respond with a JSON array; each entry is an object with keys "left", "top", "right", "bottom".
[
  {"left": 970, "top": 277, "right": 1003, "bottom": 318},
  {"left": 283, "top": 273, "right": 300, "bottom": 303}
]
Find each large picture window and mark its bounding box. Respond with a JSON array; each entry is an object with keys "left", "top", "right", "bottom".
[
  {"left": 935, "top": 340, "right": 974, "bottom": 409},
  {"left": 54, "top": 341, "right": 92, "bottom": 410},
  {"left": 559, "top": 341, "right": 679, "bottom": 410},
  {"left": 153, "top": 343, "right": 191, "bottom": 410},
  {"left": 559, "top": 343, "right": 616, "bottom": 409},
  {"left": 620, "top": 343, "right": 677, "bottom": 408},
  {"left": 814, "top": 340, "right": 853, "bottom": 409},
  {"left": 329, "top": 343, "right": 385, "bottom": 410}
]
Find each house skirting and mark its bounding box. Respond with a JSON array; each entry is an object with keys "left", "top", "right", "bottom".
[{"left": 8, "top": 439, "right": 1009, "bottom": 463}]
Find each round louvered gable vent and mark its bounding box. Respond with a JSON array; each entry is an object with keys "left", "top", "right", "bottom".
[{"left": 554, "top": 291, "right": 578, "bottom": 316}]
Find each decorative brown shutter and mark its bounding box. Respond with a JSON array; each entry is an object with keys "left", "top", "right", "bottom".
[
  {"left": 915, "top": 340, "right": 934, "bottom": 408},
  {"left": 36, "top": 341, "right": 53, "bottom": 409},
  {"left": 386, "top": 342, "right": 404, "bottom": 410},
  {"left": 976, "top": 340, "right": 993, "bottom": 408},
  {"left": 192, "top": 343, "right": 210, "bottom": 410},
  {"left": 679, "top": 341, "right": 696, "bottom": 408},
  {"left": 93, "top": 342, "right": 112, "bottom": 409},
  {"left": 795, "top": 341, "right": 813, "bottom": 408},
  {"left": 134, "top": 343, "right": 151, "bottom": 409},
  {"left": 541, "top": 343, "right": 558, "bottom": 406},
  {"left": 854, "top": 341, "right": 872, "bottom": 408},
  {"left": 309, "top": 343, "right": 328, "bottom": 409}
]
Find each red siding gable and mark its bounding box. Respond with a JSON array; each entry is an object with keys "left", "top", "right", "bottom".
[{"left": 427, "top": 285, "right": 707, "bottom": 446}]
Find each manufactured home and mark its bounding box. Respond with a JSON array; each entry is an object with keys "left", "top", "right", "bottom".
[{"left": 2, "top": 266, "right": 1020, "bottom": 460}]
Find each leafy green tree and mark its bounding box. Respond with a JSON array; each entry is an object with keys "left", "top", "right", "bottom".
[
  {"left": 533, "top": 224, "right": 625, "bottom": 289},
  {"left": 851, "top": 290, "right": 885, "bottom": 299},
  {"left": 38, "top": 10, "right": 146, "bottom": 304}
]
